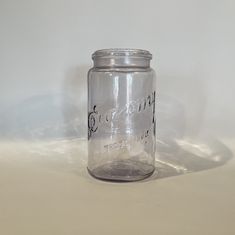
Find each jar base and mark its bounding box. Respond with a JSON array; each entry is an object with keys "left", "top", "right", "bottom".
[{"left": 88, "top": 160, "right": 155, "bottom": 182}]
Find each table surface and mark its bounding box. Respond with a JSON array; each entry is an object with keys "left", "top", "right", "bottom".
[{"left": 0, "top": 138, "right": 234, "bottom": 235}]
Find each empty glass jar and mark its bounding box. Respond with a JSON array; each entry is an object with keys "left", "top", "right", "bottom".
[{"left": 87, "top": 49, "right": 156, "bottom": 181}]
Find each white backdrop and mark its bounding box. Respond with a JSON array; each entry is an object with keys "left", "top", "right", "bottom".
[{"left": 0, "top": 0, "right": 234, "bottom": 140}]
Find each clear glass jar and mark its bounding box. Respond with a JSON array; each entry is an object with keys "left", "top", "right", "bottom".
[{"left": 87, "top": 49, "right": 156, "bottom": 182}]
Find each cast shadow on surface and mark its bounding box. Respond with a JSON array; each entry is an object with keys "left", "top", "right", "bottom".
[
  {"left": 148, "top": 136, "right": 233, "bottom": 181},
  {"left": 146, "top": 93, "right": 233, "bottom": 181}
]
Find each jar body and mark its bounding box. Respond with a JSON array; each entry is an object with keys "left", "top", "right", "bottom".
[{"left": 88, "top": 50, "right": 156, "bottom": 181}]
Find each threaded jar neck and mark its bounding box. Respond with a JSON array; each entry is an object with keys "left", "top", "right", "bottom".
[{"left": 92, "top": 48, "right": 152, "bottom": 68}]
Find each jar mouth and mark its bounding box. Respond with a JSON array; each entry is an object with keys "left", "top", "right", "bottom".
[{"left": 92, "top": 48, "right": 152, "bottom": 60}]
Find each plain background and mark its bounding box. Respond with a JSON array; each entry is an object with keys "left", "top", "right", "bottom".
[{"left": 0, "top": 0, "right": 234, "bottom": 140}]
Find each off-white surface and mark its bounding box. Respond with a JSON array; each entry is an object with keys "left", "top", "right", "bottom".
[{"left": 0, "top": 139, "right": 234, "bottom": 235}]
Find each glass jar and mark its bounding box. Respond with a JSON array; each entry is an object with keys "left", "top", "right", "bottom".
[{"left": 87, "top": 49, "right": 156, "bottom": 182}]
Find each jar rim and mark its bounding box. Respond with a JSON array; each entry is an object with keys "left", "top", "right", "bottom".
[{"left": 92, "top": 48, "right": 152, "bottom": 60}]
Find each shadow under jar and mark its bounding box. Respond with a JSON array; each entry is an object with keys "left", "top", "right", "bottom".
[{"left": 87, "top": 49, "right": 156, "bottom": 182}]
